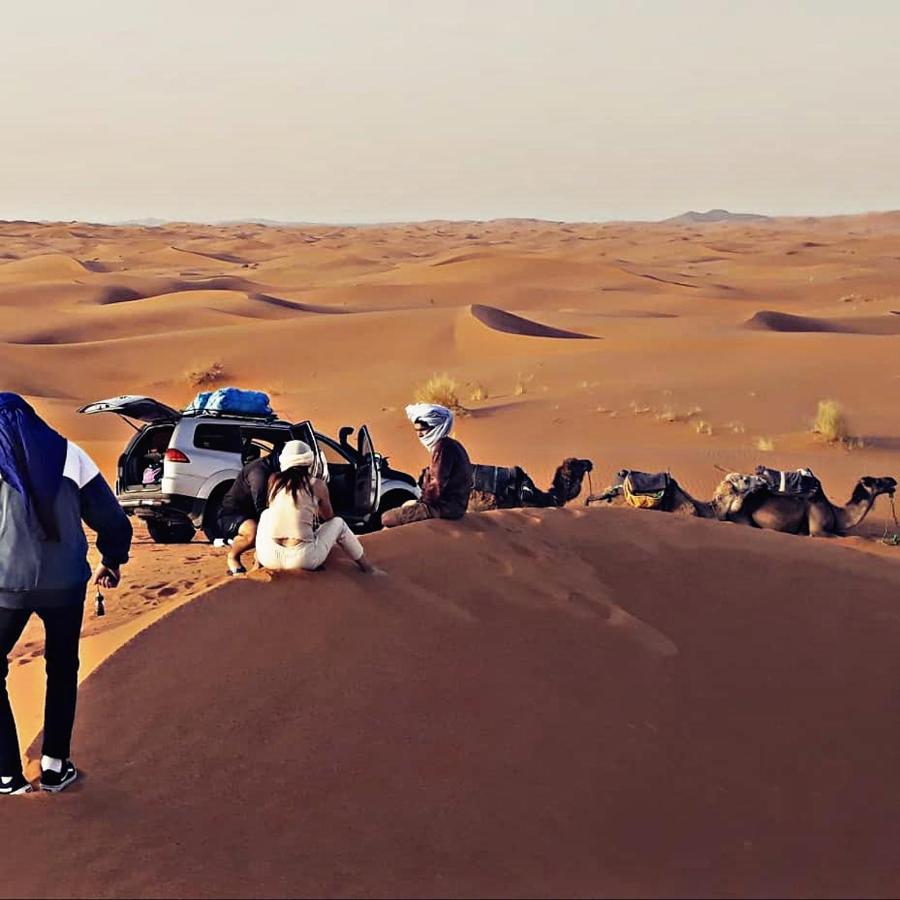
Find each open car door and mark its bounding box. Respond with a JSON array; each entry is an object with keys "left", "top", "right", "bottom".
[
  {"left": 354, "top": 425, "right": 380, "bottom": 521},
  {"left": 290, "top": 420, "right": 326, "bottom": 480},
  {"left": 78, "top": 395, "right": 180, "bottom": 425}
]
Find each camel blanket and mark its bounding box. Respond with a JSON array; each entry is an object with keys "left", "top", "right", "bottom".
[
  {"left": 755, "top": 466, "right": 820, "bottom": 496},
  {"left": 619, "top": 470, "right": 670, "bottom": 509}
]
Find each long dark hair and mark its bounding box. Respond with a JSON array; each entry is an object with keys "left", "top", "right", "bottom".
[{"left": 268, "top": 465, "right": 312, "bottom": 504}]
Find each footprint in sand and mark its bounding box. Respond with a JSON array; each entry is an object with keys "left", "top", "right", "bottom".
[
  {"left": 566, "top": 591, "right": 678, "bottom": 659},
  {"left": 508, "top": 541, "right": 541, "bottom": 560},
  {"left": 482, "top": 552, "right": 515, "bottom": 576}
]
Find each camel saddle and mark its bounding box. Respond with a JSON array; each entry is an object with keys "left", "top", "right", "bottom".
[
  {"left": 754, "top": 466, "right": 821, "bottom": 497},
  {"left": 472, "top": 464, "right": 514, "bottom": 498},
  {"left": 618, "top": 469, "right": 671, "bottom": 509},
  {"left": 471, "top": 464, "right": 537, "bottom": 506}
]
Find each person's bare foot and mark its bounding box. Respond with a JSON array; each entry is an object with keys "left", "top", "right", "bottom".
[{"left": 356, "top": 557, "right": 387, "bottom": 576}]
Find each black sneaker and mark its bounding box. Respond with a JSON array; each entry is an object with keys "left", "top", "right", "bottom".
[
  {"left": 0, "top": 773, "right": 33, "bottom": 796},
  {"left": 40, "top": 760, "right": 78, "bottom": 793}
]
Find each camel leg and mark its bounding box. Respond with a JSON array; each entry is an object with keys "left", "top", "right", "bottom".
[
  {"left": 727, "top": 510, "right": 759, "bottom": 528},
  {"left": 807, "top": 501, "right": 836, "bottom": 537}
]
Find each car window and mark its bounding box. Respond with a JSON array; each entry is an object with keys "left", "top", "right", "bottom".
[
  {"left": 193, "top": 424, "right": 242, "bottom": 453},
  {"left": 240, "top": 427, "right": 291, "bottom": 458},
  {"left": 250, "top": 440, "right": 276, "bottom": 459},
  {"left": 318, "top": 438, "right": 352, "bottom": 466}
]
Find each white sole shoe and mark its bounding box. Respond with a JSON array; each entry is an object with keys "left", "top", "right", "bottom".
[{"left": 40, "top": 767, "right": 78, "bottom": 794}]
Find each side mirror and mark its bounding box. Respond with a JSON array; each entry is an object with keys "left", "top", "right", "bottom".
[{"left": 338, "top": 426, "right": 354, "bottom": 449}]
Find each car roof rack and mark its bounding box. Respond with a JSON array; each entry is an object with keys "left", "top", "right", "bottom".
[{"left": 181, "top": 407, "right": 280, "bottom": 423}]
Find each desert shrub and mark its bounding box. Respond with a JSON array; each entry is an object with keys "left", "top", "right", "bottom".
[
  {"left": 755, "top": 436, "right": 776, "bottom": 452},
  {"left": 469, "top": 382, "right": 488, "bottom": 402},
  {"left": 187, "top": 361, "right": 226, "bottom": 387},
  {"left": 812, "top": 399, "right": 849, "bottom": 444},
  {"left": 514, "top": 373, "right": 533, "bottom": 397},
  {"left": 655, "top": 407, "right": 678, "bottom": 423},
  {"left": 414, "top": 373, "right": 465, "bottom": 412}
]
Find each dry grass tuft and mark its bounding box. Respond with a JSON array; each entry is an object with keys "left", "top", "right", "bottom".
[
  {"left": 414, "top": 373, "right": 466, "bottom": 412},
  {"left": 694, "top": 420, "right": 713, "bottom": 436},
  {"left": 755, "top": 436, "right": 776, "bottom": 452},
  {"left": 469, "top": 382, "right": 488, "bottom": 403},
  {"left": 514, "top": 373, "right": 534, "bottom": 397},
  {"left": 655, "top": 407, "right": 679, "bottom": 423},
  {"left": 812, "top": 399, "right": 849, "bottom": 444},
  {"left": 630, "top": 401, "right": 651, "bottom": 415},
  {"left": 187, "top": 361, "right": 226, "bottom": 387}
]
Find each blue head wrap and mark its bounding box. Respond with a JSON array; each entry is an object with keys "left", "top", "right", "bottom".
[{"left": 0, "top": 393, "right": 67, "bottom": 539}]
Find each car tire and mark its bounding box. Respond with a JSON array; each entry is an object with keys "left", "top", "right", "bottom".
[
  {"left": 147, "top": 518, "right": 196, "bottom": 544},
  {"left": 201, "top": 483, "right": 234, "bottom": 543}
]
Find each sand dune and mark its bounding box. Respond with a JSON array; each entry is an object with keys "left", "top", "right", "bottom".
[
  {"left": 746, "top": 309, "right": 900, "bottom": 335},
  {"left": 0, "top": 253, "right": 90, "bottom": 281},
  {"left": 470, "top": 303, "right": 598, "bottom": 339},
  {"left": 2, "top": 215, "right": 900, "bottom": 896},
  {"left": 3, "top": 509, "right": 900, "bottom": 898}
]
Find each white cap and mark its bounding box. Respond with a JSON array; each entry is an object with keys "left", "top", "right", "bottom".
[{"left": 279, "top": 440, "right": 315, "bottom": 471}]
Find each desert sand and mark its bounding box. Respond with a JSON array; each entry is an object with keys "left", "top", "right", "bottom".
[{"left": 1, "top": 214, "right": 899, "bottom": 896}]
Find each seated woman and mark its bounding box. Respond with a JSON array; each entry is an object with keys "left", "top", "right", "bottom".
[{"left": 255, "top": 440, "right": 381, "bottom": 575}]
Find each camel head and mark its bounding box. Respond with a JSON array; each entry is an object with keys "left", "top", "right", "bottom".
[
  {"left": 550, "top": 458, "right": 594, "bottom": 505},
  {"left": 857, "top": 475, "right": 897, "bottom": 500}
]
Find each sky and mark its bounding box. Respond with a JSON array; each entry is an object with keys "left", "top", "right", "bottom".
[{"left": 2, "top": 0, "right": 898, "bottom": 223}]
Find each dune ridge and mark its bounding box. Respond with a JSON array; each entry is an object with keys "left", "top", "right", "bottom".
[
  {"left": 745, "top": 309, "right": 900, "bottom": 335},
  {"left": 470, "top": 303, "right": 597, "bottom": 339},
  {"left": 3, "top": 509, "right": 900, "bottom": 898}
]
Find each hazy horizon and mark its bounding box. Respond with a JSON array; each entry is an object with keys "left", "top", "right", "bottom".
[{"left": 3, "top": 0, "right": 899, "bottom": 223}]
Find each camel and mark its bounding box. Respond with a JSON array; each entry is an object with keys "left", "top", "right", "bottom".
[
  {"left": 585, "top": 469, "right": 716, "bottom": 518},
  {"left": 469, "top": 458, "right": 594, "bottom": 512},
  {"left": 712, "top": 474, "right": 897, "bottom": 536}
]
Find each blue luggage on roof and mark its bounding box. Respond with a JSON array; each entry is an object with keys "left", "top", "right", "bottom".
[{"left": 185, "top": 388, "right": 273, "bottom": 418}]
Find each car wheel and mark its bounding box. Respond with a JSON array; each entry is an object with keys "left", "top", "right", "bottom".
[
  {"left": 147, "top": 518, "right": 196, "bottom": 544},
  {"left": 201, "top": 483, "right": 233, "bottom": 543}
]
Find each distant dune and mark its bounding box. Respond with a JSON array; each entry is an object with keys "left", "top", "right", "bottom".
[
  {"left": 746, "top": 309, "right": 900, "bottom": 335},
  {"left": 662, "top": 208, "right": 772, "bottom": 225},
  {"left": 470, "top": 303, "right": 597, "bottom": 339}
]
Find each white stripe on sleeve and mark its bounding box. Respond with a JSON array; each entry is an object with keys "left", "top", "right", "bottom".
[{"left": 63, "top": 441, "right": 101, "bottom": 490}]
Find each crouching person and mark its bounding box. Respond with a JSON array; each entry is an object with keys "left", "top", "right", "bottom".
[
  {"left": 382, "top": 404, "right": 474, "bottom": 528},
  {"left": 255, "top": 441, "right": 381, "bottom": 575},
  {"left": 218, "top": 443, "right": 283, "bottom": 576},
  {"left": 1, "top": 393, "right": 131, "bottom": 796}
]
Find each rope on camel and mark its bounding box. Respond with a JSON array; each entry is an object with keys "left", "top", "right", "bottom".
[{"left": 882, "top": 494, "right": 900, "bottom": 546}]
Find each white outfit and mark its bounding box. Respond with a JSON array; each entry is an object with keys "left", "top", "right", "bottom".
[{"left": 256, "top": 484, "right": 363, "bottom": 572}]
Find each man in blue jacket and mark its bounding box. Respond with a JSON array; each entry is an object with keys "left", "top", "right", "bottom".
[{"left": 0, "top": 393, "right": 132, "bottom": 795}]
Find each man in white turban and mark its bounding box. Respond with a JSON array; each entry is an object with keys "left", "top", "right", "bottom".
[{"left": 381, "top": 404, "right": 474, "bottom": 528}]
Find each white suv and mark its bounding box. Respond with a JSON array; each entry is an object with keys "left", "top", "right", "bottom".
[{"left": 79, "top": 396, "right": 420, "bottom": 543}]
